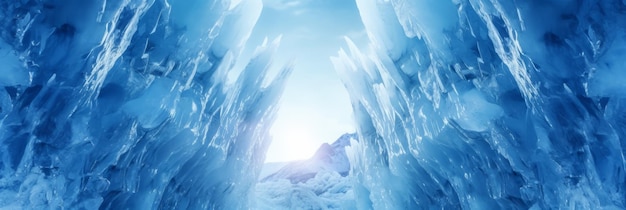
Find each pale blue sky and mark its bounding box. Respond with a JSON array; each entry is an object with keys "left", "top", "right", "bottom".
[{"left": 239, "top": 0, "right": 367, "bottom": 162}]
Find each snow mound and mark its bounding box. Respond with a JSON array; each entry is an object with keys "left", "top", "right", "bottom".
[
  {"left": 255, "top": 133, "right": 358, "bottom": 210},
  {"left": 261, "top": 133, "right": 356, "bottom": 183}
]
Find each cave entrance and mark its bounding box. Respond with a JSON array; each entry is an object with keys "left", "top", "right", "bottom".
[
  {"left": 237, "top": 0, "right": 367, "bottom": 165},
  {"left": 244, "top": 2, "right": 367, "bottom": 207}
]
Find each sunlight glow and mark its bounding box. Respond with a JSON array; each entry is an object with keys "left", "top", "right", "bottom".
[
  {"left": 269, "top": 122, "right": 319, "bottom": 161},
  {"left": 244, "top": 0, "right": 365, "bottom": 163}
]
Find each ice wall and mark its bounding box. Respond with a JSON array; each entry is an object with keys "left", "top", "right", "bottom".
[
  {"left": 0, "top": 0, "right": 290, "bottom": 209},
  {"left": 334, "top": 0, "right": 626, "bottom": 209}
]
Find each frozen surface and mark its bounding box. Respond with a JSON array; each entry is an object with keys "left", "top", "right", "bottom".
[
  {"left": 255, "top": 170, "right": 356, "bottom": 210},
  {"left": 255, "top": 134, "right": 357, "bottom": 210},
  {"left": 3, "top": 0, "right": 626, "bottom": 209},
  {"left": 0, "top": 0, "right": 291, "bottom": 209},
  {"left": 261, "top": 133, "right": 355, "bottom": 183},
  {"left": 334, "top": 0, "right": 626, "bottom": 209}
]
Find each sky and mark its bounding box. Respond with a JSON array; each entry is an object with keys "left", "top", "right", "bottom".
[{"left": 239, "top": 0, "right": 368, "bottom": 162}]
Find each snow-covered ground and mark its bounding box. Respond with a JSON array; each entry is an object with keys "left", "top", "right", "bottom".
[
  {"left": 255, "top": 134, "right": 357, "bottom": 210},
  {"left": 255, "top": 171, "right": 355, "bottom": 210}
]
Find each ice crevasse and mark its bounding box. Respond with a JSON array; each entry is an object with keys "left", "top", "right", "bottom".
[{"left": 0, "top": 0, "right": 626, "bottom": 209}]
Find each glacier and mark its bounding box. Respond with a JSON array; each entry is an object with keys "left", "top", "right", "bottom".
[
  {"left": 333, "top": 0, "right": 626, "bottom": 209},
  {"left": 0, "top": 0, "right": 292, "bottom": 209},
  {"left": 1, "top": 0, "right": 626, "bottom": 209}
]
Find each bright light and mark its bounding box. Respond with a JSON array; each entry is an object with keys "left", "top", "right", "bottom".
[
  {"left": 268, "top": 121, "right": 319, "bottom": 161},
  {"left": 264, "top": 101, "right": 355, "bottom": 162},
  {"left": 248, "top": 0, "right": 363, "bottom": 163}
]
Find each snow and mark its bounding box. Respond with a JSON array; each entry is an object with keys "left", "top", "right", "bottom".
[
  {"left": 261, "top": 133, "right": 355, "bottom": 183},
  {"left": 255, "top": 134, "right": 357, "bottom": 210},
  {"left": 255, "top": 170, "right": 356, "bottom": 210},
  {"left": 2, "top": 0, "right": 626, "bottom": 209}
]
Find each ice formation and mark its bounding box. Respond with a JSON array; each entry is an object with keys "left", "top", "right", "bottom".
[
  {"left": 255, "top": 133, "right": 357, "bottom": 210},
  {"left": 260, "top": 133, "right": 355, "bottom": 183},
  {"left": 0, "top": 0, "right": 291, "bottom": 209},
  {"left": 255, "top": 170, "right": 355, "bottom": 210},
  {"left": 333, "top": 0, "right": 626, "bottom": 209},
  {"left": 2, "top": 0, "right": 626, "bottom": 209}
]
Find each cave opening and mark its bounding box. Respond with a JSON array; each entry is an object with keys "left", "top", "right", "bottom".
[
  {"left": 239, "top": 0, "right": 367, "bottom": 164},
  {"left": 244, "top": 1, "right": 368, "bottom": 207}
]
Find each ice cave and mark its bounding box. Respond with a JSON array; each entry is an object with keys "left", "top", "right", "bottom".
[{"left": 1, "top": 0, "right": 626, "bottom": 209}]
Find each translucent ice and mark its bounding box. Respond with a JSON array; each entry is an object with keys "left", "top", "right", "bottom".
[
  {"left": 336, "top": 0, "right": 626, "bottom": 209},
  {"left": 3, "top": 0, "right": 626, "bottom": 209},
  {"left": 0, "top": 0, "right": 289, "bottom": 209}
]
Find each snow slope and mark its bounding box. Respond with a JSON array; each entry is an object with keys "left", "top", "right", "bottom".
[
  {"left": 255, "top": 133, "right": 357, "bottom": 210},
  {"left": 261, "top": 133, "right": 355, "bottom": 183}
]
